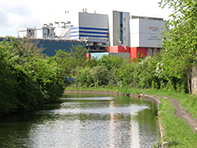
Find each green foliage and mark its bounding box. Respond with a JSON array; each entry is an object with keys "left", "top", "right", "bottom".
[
  {"left": 159, "top": 0, "right": 197, "bottom": 93},
  {"left": 114, "top": 61, "right": 135, "bottom": 87},
  {"left": 90, "top": 65, "right": 110, "bottom": 87},
  {"left": 131, "top": 52, "right": 146, "bottom": 63},
  {"left": 97, "top": 55, "right": 123, "bottom": 71},
  {"left": 53, "top": 44, "right": 87, "bottom": 78},
  {"left": 0, "top": 37, "right": 64, "bottom": 115},
  {"left": 72, "top": 65, "right": 110, "bottom": 87}
]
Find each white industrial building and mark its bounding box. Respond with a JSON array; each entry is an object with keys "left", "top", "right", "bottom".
[
  {"left": 69, "top": 11, "right": 110, "bottom": 50},
  {"left": 18, "top": 10, "right": 165, "bottom": 56},
  {"left": 130, "top": 15, "right": 165, "bottom": 48},
  {"left": 19, "top": 10, "right": 110, "bottom": 51},
  {"left": 19, "top": 25, "right": 55, "bottom": 39}
]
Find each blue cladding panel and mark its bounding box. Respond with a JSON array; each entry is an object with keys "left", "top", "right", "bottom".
[
  {"left": 71, "top": 31, "right": 79, "bottom": 34},
  {"left": 36, "top": 40, "right": 86, "bottom": 56},
  {"left": 0, "top": 37, "right": 86, "bottom": 57},
  {"left": 79, "top": 31, "right": 108, "bottom": 35},
  {"left": 79, "top": 34, "right": 109, "bottom": 38},
  {"left": 0, "top": 38, "right": 4, "bottom": 42},
  {"left": 79, "top": 27, "right": 109, "bottom": 31},
  {"left": 71, "top": 27, "right": 79, "bottom": 30},
  {"left": 71, "top": 35, "right": 79, "bottom": 37}
]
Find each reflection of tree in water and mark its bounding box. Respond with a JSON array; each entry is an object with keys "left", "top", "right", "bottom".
[{"left": 134, "top": 102, "right": 158, "bottom": 131}]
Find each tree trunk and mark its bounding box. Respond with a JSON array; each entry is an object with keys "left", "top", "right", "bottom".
[
  {"left": 187, "top": 72, "right": 191, "bottom": 94},
  {"left": 191, "top": 66, "right": 197, "bottom": 94}
]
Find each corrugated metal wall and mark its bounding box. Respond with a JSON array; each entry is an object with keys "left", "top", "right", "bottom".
[
  {"left": 34, "top": 39, "right": 86, "bottom": 56},
  {"left": 0, "top": 37, "right": 86, "bottom": 57}
]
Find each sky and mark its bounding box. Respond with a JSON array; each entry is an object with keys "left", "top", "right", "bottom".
[{"left": 0, "top": 0, "right": 172, "bottom": 37}]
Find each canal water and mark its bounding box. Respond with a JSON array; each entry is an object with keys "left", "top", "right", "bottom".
[{"left": 0, "top": 94, "right": 159, "bottom": 148}]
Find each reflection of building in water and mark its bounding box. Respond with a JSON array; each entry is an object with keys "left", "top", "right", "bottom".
[
  {"left": 110, "top": 101, "right": 119, "bottom": 122},
  {"left": 109, "top": 100, "right": 119, "bottom": 148},
  {"left": 130, "top": 117, "right": 140, "bottom": 148}
]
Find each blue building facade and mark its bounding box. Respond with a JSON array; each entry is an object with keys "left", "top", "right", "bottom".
[{"left": 0, "top": 37, "right": 86, "bottom": 56}]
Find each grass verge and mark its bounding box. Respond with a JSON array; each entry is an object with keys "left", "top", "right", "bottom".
[{"left": 159, "top": 98, "right": 197, "bottom": 148}]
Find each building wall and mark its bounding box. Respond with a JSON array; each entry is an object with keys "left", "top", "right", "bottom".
[
  {"left": 108, "top": 46, "right": 130, "bottom": 53},
  {"left": 90, "top": 52, "right": 130, "bottom": 59},
  {"left": 130, "top": 47, "right": 161, "bottom": 62},
  {"left": 113, "top": 11, "right": 120, "bottom": 46},
  {"left": 0, "top": 37, "right": 86, "bottom": 57},
  {"left": 122, "top": 12, "right": 130, "bottom": 47},
  {"left": 34, "top": 39, "right": 86, "bottom": 56},
  {"left": 130, "top": 17, "right": 165, "bottom": 48},
  {"left": 113, "top": 11, "right": 130, "bottom": 47},
  {"left": 71, "top": 12, "right": 109, "bottom": 44}
]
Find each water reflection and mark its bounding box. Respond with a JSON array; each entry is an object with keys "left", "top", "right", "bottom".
[
  {"left": 109, "top": 100, "right": 119, "bottom": 148},
  {"left": 0, "top": 95, "right": 159, "bottom": 148}
]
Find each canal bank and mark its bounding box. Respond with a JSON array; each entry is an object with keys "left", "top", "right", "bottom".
[{"left": 64, "top": 89, "right": 197, "bottom": 148}]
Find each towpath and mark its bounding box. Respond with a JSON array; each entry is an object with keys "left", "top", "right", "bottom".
[{"left": 159, "top": 95, "right": 197, "bottom": 133}]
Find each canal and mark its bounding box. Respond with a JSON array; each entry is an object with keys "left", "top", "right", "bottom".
[{"left": 0, "top": 94, "right": 159, "bottom": 148}]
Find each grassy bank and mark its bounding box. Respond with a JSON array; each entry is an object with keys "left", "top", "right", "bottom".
[
  {"left": 159, "top": 98, "right": 197, "bottom": 147},
  {"left": 65, "top": 86, "right": 197, "bottom": 147}
]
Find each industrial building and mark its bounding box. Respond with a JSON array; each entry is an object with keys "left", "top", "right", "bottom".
[
  {"left": 113, "top": 11, "right": 130, "bottom": 47},
  {"left": 19, "top": 10, "right": 110, "bottom": 53},
  {"left": 0, "top": 37, "right": 86, "bottom": 57},
  {"left": 17, "top": 10, "right": 165, "bottom": 60}
]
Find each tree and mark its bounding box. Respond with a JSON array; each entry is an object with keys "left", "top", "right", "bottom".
[
  {"left": 53, "top": 44, "right": 87, "bottom": 77},
  {"left": 159, "top": 0, "right": 197, "bottom": 93},
  {"left": 0, "top": 37, "right": 65, "bottom": 115}
]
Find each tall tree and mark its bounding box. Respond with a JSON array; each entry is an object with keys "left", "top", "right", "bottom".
[{"left": 159, "top": 0, "right": 197, "bottom": 93}]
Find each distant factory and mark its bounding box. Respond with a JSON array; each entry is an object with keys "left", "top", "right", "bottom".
[{"left": 17, "top": 9, "right": 165, "bottom": 60}]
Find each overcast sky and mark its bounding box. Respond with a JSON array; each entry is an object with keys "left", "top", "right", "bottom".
[{"left": 0, "top": 0, "right": 172, "bottom": 37}]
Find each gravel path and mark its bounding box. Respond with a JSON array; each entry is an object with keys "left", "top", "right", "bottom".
[{"left": 159, "top": 95, "right": 197, "bottom": 134}]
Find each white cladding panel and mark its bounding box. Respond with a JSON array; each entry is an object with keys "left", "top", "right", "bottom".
[
  {"left": 130, "top": 19, "right": 139, "bottom": 34},
  {"left": 35, "top": 28, "right": 43, "bottom": 38},
  {"left": 138, "top": 19, "right": 165, "bottom": 34},
  {"left": 19, "top": 29, "right": 27, "bottom": 37},
  {"left": 130, "top": 19, "right": 165, "bottom": 47},
  {"left": 130, "top": 34, "right": 140, "bottom": 47},
  {"left": 79, "top": 12, "right": 109, "bottom": 28},
  {"left": 139, "top": 33, "right": 162, "bottom": 47}
]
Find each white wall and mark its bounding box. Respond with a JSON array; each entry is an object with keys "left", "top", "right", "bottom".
[
  {"left": 19, "top": 28, "right": 28, "bottom": 37},
  {"left": 130, "top": 18, "right": 165, "bottom": 47},
  {"left": 35, "top": 27, "right": 43, "bottom": 38},
  {"left": 79, "top": 12, "right": 109, "bottom": 28},
  {"left": 77, "top": 12, "right": 110, "bottom": 44}
]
